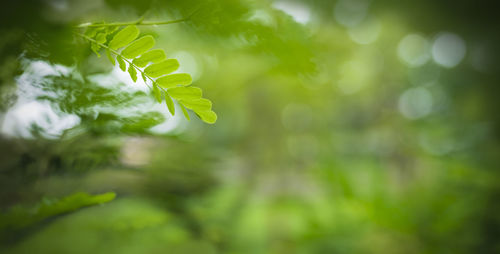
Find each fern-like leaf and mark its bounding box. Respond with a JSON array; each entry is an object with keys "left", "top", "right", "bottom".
[{"left": 78, "top": 23, "right": 217, "bottom": 124}]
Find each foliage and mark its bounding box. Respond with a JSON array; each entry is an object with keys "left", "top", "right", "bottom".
[
  {"left": 1, "top": 0, "right": 500, "bottom": 253},
  {"left": 78, "top": 23, "right": 217, "bottom": 124}
]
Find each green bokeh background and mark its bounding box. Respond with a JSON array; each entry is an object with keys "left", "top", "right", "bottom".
[{"left": 1, "top": 0, "right": 499, "bottom": 253}]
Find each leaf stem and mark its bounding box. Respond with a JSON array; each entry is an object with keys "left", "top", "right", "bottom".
[
  {"left": 74, "top": 32, "right": 158, "bottom": 90},
  {"left": 77, "top": 18, "right": 187, "bottom": 28}
]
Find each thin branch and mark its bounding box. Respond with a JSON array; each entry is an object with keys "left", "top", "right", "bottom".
[{"left": 77, "top": 18, "right": 187, "bottom": 28}]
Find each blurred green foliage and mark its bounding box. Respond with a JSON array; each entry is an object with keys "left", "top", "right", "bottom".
[{"left": 1, "top": 0, "right": 500, "bottom": 253}]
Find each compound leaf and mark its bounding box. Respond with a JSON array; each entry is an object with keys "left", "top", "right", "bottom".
[{"left": 79, "top": 23, "right": 217, "bottom": 124}]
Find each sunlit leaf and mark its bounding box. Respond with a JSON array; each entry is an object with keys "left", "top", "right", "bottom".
[
  {"left": 117, "top": 55, "right": 126, "bottom": 71},
  {"left": 128, "top": 65, "right": 137, "bottom": 82},
  {"left": 78, "top": 23, "right": 216, "bottom": 125},
  {"left": 122, "top": 35, "right": 155, "bottom": 59},
  {"left": 181, "top": 98, "right": 212, "bottom": 112},
  {"left": 153, "top": 84, "right": 162, "bottom": 103},
  {"left": 168, "top": 86, "right": 202, "bottom": 100},
  {"left": 197, "top": 110, "right": 217, "bottom": 124},
  {"left": 108, "top": 25, "right": 139, "bottom": 50},
  {"left": 165, "top": 92, "right": 175, "bottom": 115},
  {"left": 132, "top": 49, "right": 167, "bottom": 68},
  {"left": 157, "top": 73, "right": 192, "bottom": 88},
  {"left": 144, "top": 59, "right": 179, "bottom": 78},
  {"left": 180, "top": 104, "right": 190, "bottom": 121}
]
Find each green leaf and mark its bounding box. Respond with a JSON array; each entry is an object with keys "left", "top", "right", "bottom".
[
  {"left": 84, "top": 26, "right": 105, "bottom": 38},
  {"left": 108, "top": 25, "right": 139, "bottom": 50},
  {"left": 90, "top": 43, "right": 100, "bottom": 57},
  {"left": 121, "top": 35, "right": 155, "bottom": 59},
  {"left": 141, "top": 72, "right": 147, "bottom": 83},
  {"left": 197, "top": 110, "right": 217, "bottom": 124},
  {"left": 132, "top": 49, "right": 167, "bottom": 68},
  {"left": 167, "top": 86, "right": 202, "bottom": 100},
  {"left": 181, "top": 98, "right": 212, "bottom": 112},
  {"left": 106, "top": 25, "right": 119, "bottom": 34},
  {"left": 157, "top": 73, "right": 192, "bottom": 88},
  {"left": 144, "top": 59, "right": 179, "bottom": 78},
  {"left": 105, "top": 49, "right": 114, "bottom": 66},
  {"left": 128, "top": 65, "right": 137, "bottom": 82},
  {"left": 165, "top": 93, "right": 175, "bottom": 115},
  {"left": 180, "top": 104, "right": 190, "bottom": 121},
  {"left": 96, "top": 32, "right": 107, "bottom": 44},
  {"left": 153, "top": 84, "right": 162, "bottom": 103},
  {"left": 117, "top": 55, "right": 126, "bottom": 71}
]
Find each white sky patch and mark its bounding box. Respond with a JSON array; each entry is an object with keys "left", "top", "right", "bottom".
[
  {"left": 1, "top": 60, "right": 80, "bottom": 139},
  {"left": 0, "top": 58, "right": 184, "bottom": 138},
  {"left": 2, "top": 101, "right": 80, "bottom": 139},
  {"left": 432, "top": 32, "right": 466, "bottom": 68},
  {"left": 273, "top": 1, "right": 311, "bottom": 24}
]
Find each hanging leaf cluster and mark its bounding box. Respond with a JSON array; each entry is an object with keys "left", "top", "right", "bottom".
[{"left": 78, "top": 24, "right": 217, "bottom": 124}]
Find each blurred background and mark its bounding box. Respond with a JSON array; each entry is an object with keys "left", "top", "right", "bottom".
[{"left": 1, "top": 0, "right": 500, "bottom": 253}]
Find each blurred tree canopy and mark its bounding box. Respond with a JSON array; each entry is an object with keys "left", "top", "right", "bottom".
[{"left": 1, "top": 0, "right": 500, "bottom": 253}]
